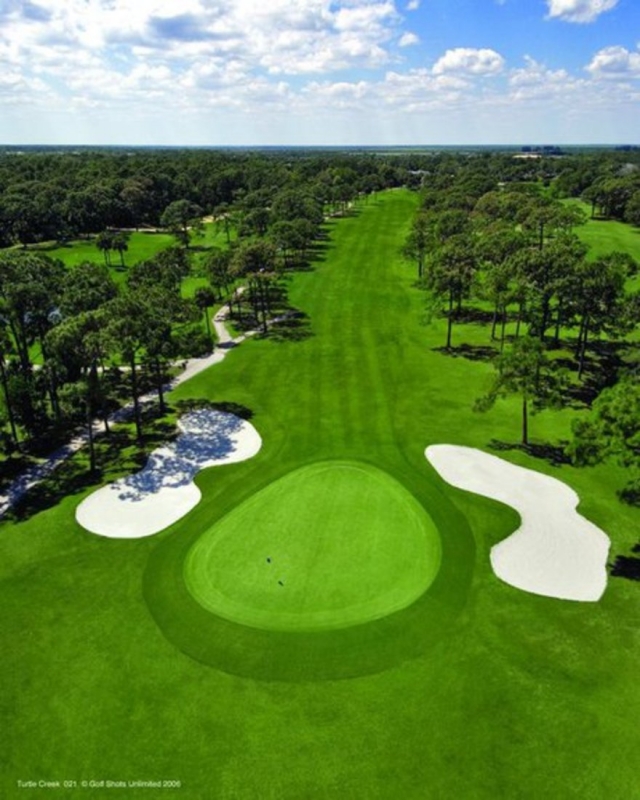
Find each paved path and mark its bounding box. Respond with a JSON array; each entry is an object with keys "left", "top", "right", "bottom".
[{"left": 0, "top": 299, "right": 251, "bottom": 518}]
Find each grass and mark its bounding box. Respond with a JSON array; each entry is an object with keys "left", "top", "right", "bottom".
[
  {"left": 39, "top": 231, "right": 176, "bottom": 283},
  {"left": 1, "top": 190, "right": 640, "bottom": 798},
  {"left": 564, "top": 199, "right": 640, "bottom": 263},
  {"left": 184, "top": 460, "right": 441, "bottom": 632},
  {"left": 23, "top": 221, "right": 230, "bottom": 288}
]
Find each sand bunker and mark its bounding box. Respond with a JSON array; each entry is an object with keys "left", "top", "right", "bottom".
[
  {"left": 425, "top": 445, "right": 610, "bottom": 602},
  {"left": 76, "top": 409, "right": 261, "bottom": 538}
]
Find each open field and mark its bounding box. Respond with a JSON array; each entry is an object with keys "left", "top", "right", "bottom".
[
  {"left": 2, "top": 191, "right": 640, "bottom": 798},
  {"left": 23, "top": 222, "right": 229, "bottom": 286},
  {"left": 37, "top": 231, "right": 175, "bottom": 278},
  {"left": 565, "top": 199, "right": 640, "bottom": 263}
]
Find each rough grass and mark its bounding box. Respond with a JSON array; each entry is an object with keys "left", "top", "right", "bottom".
[{"left": 1, "top": 191, "right": 640, "bottom": 799}]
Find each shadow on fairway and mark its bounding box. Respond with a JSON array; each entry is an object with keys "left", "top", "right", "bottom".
[
  {"left": 268, "top": 311, "right": 313, "bottom": 343},
  {"left": 452, "top": 307, "right": 497, "bottom": 325},
  {"left": 432, "top": 343, "right": 499, "bottom": 363},
  {"left": 143, "top": 460, "right": 476, "bottom": 682},
  {"left": 610, "top": 543, "right": 640, "bottom": 580},
  {"left": 488, "top": 438, "right": 572, "bottom": 467}
]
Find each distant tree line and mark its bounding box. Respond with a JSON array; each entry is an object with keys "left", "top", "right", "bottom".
[
  {"left": 0, "top": 147, "right": 590, "bottom": 248},
  {"left": 0, "top": 149, "right": 419, "bottom": 248}
]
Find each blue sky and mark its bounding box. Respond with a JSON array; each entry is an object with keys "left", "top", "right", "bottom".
[{"left": 0, "top": 0, "right": 638, "bottom": 145}]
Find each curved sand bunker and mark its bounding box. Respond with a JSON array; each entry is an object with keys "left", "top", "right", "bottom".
[
  {"left": 425, "top": 445, "right": 610, "bottom": 602},
  {"left": 76, "top": 409, "right": 261, "bottom": 538}
]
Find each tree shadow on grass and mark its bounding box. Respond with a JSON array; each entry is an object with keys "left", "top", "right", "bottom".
[
  {"left": 551, "top": 364, "right": 602, "bottom": 410},
  {"left": 6, "top": 460, "right": 105, "bottom": 522},
  {"left": 610, "top": 543, "right": 640, "bottom": 581},
  {"left": 551, "top": 340, "right": 631, "bottom": 411},
  {"left": 453, "top": 307, "right": 497, "bottom": 325},
  {"left": 0, "top": 455, "right": 40, "bottom": 491},
  {"left": 174, "top": 399, "right": 254, "bottom": 421},
  {"left": 487, "top": 438, "right": 572, "bottom": 467},
  {"left": 266, "top": 310, "right": 313, "bottom": 343},
  {"left": 432, "top": 343, "right": 499, "bottom": 363}
]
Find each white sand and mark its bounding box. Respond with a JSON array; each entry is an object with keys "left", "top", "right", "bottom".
[
  {"left": 425, "top": 445, "right": 610, "bottom": 602},
  {"left": 76, "top": 409, "right": 261, "bottom": 538}
]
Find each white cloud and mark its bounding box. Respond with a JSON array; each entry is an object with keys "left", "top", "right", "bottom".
[
  {"left": 0, "top": 1, "right": 403, "bottom": 78},
  {"left": 0, "top": 0, "right": 638, "bottom": 145},
  {"left": 545, "top": 0, "right": 619, "bottom": 24},
  {"left": 510, "top": 55, "right": 570, "bottom": 86},
  {"left": 507, "top": 64, "right": 586, "bottom": 105},
  {"left": 587, "top": 45, "right": 640, "bottom": 77},
  {"left": 398, "top": 32, "right": 419, "bottom": 47},
  {"left": 433, "top": 48, "right": 505, "bottom": 76}
]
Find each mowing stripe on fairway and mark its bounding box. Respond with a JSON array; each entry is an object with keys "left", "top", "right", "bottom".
[{"left": 144, "top": 191, "right": 478, "bottom": 680}]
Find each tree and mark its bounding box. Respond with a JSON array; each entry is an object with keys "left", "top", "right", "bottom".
[
  {"left": 119, "top": 177, "right": 153, "bottom": 228},
  {"left": 204, "top": 248, "right": 233, "bottom": 300},
  {"left": 0, "top": 324, "right": 20, "bottom": 449},
  {"left": 102, "top": 294, "right": 149, "bottom": 440},
  {"left": 0, "top": 251, "right": 65, "bottom": 372},
  {"left": 160, "top": 199, "right": 203, "bottom": 247},
  {"left": 241, "top": 208, "right": 270, "bottom": 238},
  {"left": 59, "top": 262, "right": 118, "bottom": 318},
  {"left": 111, "top": 231, "right": 130, "bottom": 267},
  {"left": 403, "top": 212, "right": 435, "bottom": 280},
  {"left": 138, "top": 288, "right": 183, "bottom": 414},
  {"left": 475, "top": 225, "right": 525, "bottom": 346},
  {"left": 231, "top": 240, "right": 278, "bottom": 331},
  {"left": 246, "top": 271, "right": 278, "bottom": 334},
  {"left": 424, "top": 235, "right": 476, "bottom": 349},
  {"left": 231, "top": 239, "right": 278, "bottom": 281},
  {"left": 506, "top": 234, "right": 586, "bottom": 343},
  {"left": 194, "top": 286, "right": 217, "bottom": 347},
  {"left": 46, "top": 311, "right": 112, "bottom": 471},
  {"left": 95, "top": 230, "right": 114, "bottom": 266},
  {"left": 127, "top": 247, "right": 190, "bottom": 294},
  {"left": 517, "top": 197, "right": 574, "bottom": 250},
  {"left": 290, "top": 218, "right": 317, "bottom": 262},
  {"left": 567, "top": 376, "right": 640, "bottom": 502},
  {"left": 0, "top": 251, "right": 65, "bottom": 427},
  {"left": 271, "top": 188, "right": 323, "bottom": 227},
  {"left": 568, "top": 252, "right": 632, "bottom": 378},
  {"left": 270, "top": 220, "right": 299, "bottom": 268},
  {"left": 475, "top": 336, "right": 566, "bottom": 446},
  {"left": 624, "top": 190, "right": 640, "bottom": 227},
  {"left": 213, "top": 202, "right": 241, "bottom": 245}
]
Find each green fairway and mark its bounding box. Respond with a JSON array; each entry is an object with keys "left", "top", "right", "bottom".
[
  {"left": 2, "top": 189, "right": 640, "bottom": 799},
  {"left": 185, "top": 461, "right": 441, "bottom": 632},
  {"left": 565, "top": 199, "right": 640, "bottom": 262}
]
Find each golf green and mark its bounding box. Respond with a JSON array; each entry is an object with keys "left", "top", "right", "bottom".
[{"left": 184, "top": 461, "right": 441, "bottom": 632}]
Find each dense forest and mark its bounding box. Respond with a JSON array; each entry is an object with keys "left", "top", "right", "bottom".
[{"left": 0, "top": 146, "right": 638, "bottom": 502}]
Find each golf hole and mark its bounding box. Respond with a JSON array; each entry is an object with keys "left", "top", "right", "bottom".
[{"left": 183, "top": 460, "right": 442, "bottom": 632}]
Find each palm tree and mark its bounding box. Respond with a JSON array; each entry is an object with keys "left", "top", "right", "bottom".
[{"left": 95, "top": 230, "right": 113, "bottom": 266}]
